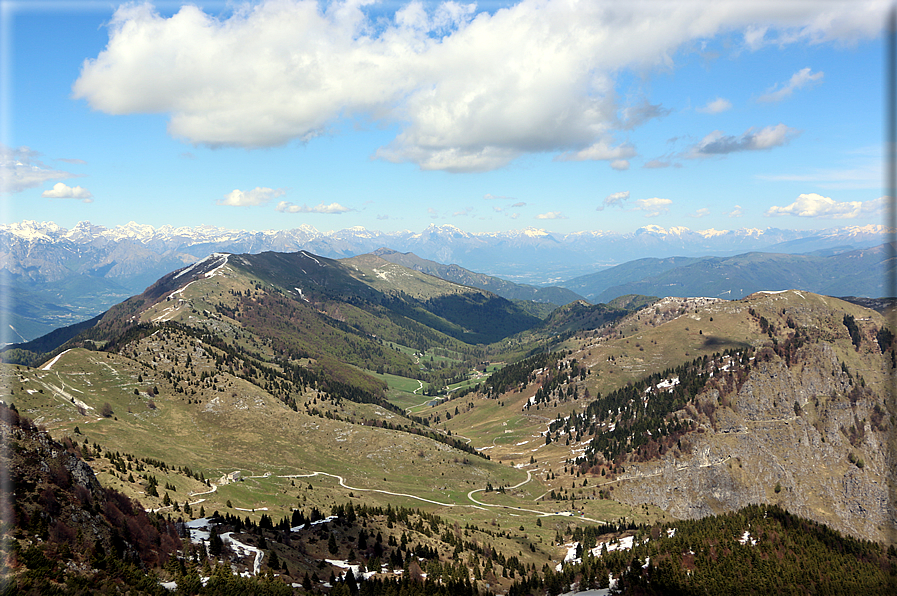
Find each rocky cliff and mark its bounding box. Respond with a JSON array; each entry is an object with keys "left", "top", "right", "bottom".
[{"left": 609, "top": 292, "right": 896, "bottom": 544}]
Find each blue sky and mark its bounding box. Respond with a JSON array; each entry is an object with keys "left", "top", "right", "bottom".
[{"left": 0, "top": 0, "right": 889, "bottom": 235}]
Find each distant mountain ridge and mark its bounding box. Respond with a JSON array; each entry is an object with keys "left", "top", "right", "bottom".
[
  {"left": 1, "top": 219, "right": 892, "bottom": 341},
  {"left": 4, "top": 219, "right": 891, "bottom": 282},
  {"left": 568, "top": 244, "right": 896, "bottom": 303},
  {"left": 371, "top": 247, "right": 584, "bottom": 306}
]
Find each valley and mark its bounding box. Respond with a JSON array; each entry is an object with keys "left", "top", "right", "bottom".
[{"left": 2, "top": 247, "right": 896, "bottom": 594}]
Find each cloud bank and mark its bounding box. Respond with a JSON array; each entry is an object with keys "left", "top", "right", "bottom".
[{"left": 72, "top": 0, "right": 886, "bottom": 173}]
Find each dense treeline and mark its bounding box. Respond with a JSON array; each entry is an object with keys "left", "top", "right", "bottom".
[
  {"left": 484, "top": 351, "right": 564, "bottom": 398},
  {"left": 573, "top": 348, "right": 751, "bottom": 468},
  {"left": 536, "top": 504, "right": 897, "bottom": 595}
]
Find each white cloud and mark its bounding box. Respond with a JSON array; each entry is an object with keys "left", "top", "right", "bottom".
[
  {"left": 689, "top": 207, "right": 711, "bottom": 218},
  {"left": 536, "top": 211, "right": 567, "bottom": 220},
  {"left": 688, "top": 124, "right": 799, "bottom": 157},
  {"left": 697, "top": 97, "right": 732, "bottom": 114},
  {"left": 71, "top": 0, "right": 884, "bottom": 172},
  {"left": 511, "top": 201, "right": 526, "bottom": 208},
  {"left": 484, "top": 193, "right": 516, "bottom": 201},
  {"left": 598, "top": 191, "right": 629, "bottom": 211},
  {"left": 0, "top": 145, "right": 80, "bottom": 194},
  {"left": 41, "top": 182, "right": 93, "bottom": 202},
  {"left": 633, "top": 197, "right": 672, "bottom": 217},
  {"left": 758, "top": 67, "right": 823, "bottom": 102},
  {"left": 218, "top": 186, "right": 285, "bottom": 206},
  {"left": 556, "top": 139, "right": 637, "bottom": 163},
  {"left": 728, "top": 205, "right": 744, "bottom": 217},
  {"left": 275, "top": 201, "right": 352, "bottom": 214},
  {"left": 610, "top": 160, "right": 630, "bottom": 171},
  {"left": 765, "top": 193, "right": 885, "bottom": 219}
]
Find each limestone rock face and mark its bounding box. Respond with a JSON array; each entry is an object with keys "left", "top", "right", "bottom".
[{"left": 611, "top": 341, "right": 895, "bottom": 543}]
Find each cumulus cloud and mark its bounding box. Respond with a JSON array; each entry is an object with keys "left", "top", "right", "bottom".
[
  {"left": 765, "top": 193, "right": 885, "bottom": 219},
  {"left": 537, "top": 211, "right": 567, "bottom": 220},
  {"left": 688, "top": 124, "right": 799, "bottom": 157},
  {"left": 728, "top": 205, "right": 744, "bottom": 217},
  {"left": 41, "top": 182, "right": 93, "bottom": 202},
  {"left": 689, "top": 207, "right": 711, "bottom": 218},
  {"left": 71, "top": 1, "right": 881, "bottom": 173},
  {"left": 697, "top": 97, "right": 732, "bottom": 114},
  {"left": 758, "top": 67, "right": 823, "bottom": 102},
  {"left": 218, "top": 186, "right": 285, "bottom": 206},
  {"left": 275, "top": 201, "right": 352, "bottom": 214},
  {"left": 598, "top": 191, "right": 629, "bottom": 211},
  {"left": 633, "top": 197, "right": 672, "bottom": 217},
  {"left": 0, "top": 145, "right": 81, "bottom": 194}
]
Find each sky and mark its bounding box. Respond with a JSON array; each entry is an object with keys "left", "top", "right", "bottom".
[{"left": 0, "top": 0, "right": 891, "bottom": 236}]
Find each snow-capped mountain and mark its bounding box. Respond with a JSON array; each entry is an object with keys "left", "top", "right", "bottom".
[
  {"left": 1, "top": 219, "right": 891, "bottom": 342},
  {"left": 3, "top": 220, "right": 892, "bottom": 282}
]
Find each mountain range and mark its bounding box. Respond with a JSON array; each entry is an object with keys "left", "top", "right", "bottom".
[{"left": 2, "top": 219, "right": 893, "bottom": 342}]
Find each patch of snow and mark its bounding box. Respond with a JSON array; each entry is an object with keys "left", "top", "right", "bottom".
[
  {"left": 40, "top": 348, "right": 72, "bottom": 371},
  {"left": 325, "top": 559, "right": 378, "bottom": 581},
  {"left": 203, "top": 254, "right": 229, "bottom": 277},
  {"left": 185, "top": 517, "right": 213, "bottom": 544},
  {"left": 221, "top": 532, "right": 263, "bottom": 575}
]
